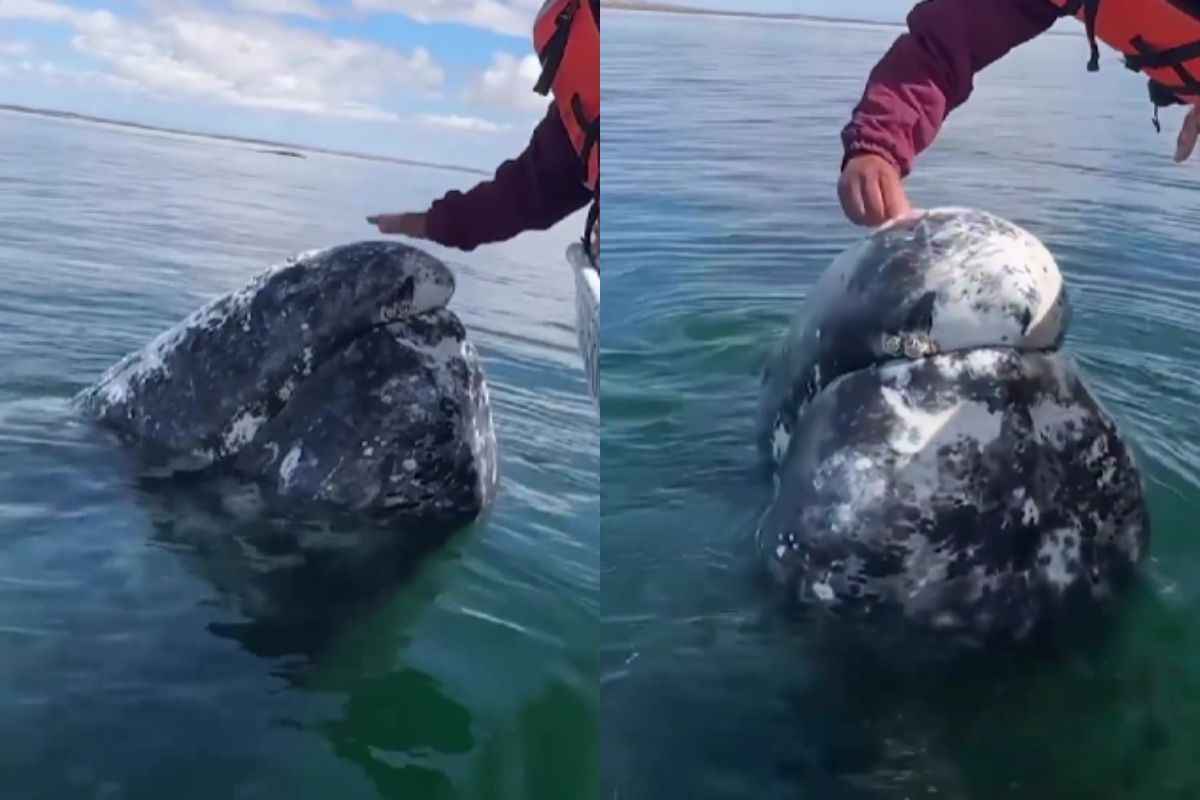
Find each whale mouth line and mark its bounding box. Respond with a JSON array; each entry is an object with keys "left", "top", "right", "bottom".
[
  {"left": 867, "top": 341, "right": 1062, "bottom": 372},
  {"left": 787, "top": 343, "right": 1065, "bottom": 424},
  {"left": 267, "top": 305, "right": 454, "bottom": 409}
]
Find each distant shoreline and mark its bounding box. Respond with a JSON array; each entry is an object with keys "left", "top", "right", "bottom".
[
  {"left": 601, "top": 1, "right": 1079, "bottom": 36},
  {"left": 0, "top": 103, "right": 489, "bottom": 176},
  {"left": 600, "top": 1, "right": 903, "bottom": 27}
]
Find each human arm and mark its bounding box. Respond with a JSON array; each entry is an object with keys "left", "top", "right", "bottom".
[
  {"left": 839, "top": 0, "right": 1061, "bottom": 225},
  {"left": 370, "top": 103, "right": 592, "bottom": 251}
]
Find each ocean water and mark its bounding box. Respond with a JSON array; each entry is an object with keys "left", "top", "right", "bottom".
[
  {"left": 0, "top": 109, "right": 598, "bottom": 799},
  {"left": 602, "top": 10, "right": 1200, "bottom": 800}
]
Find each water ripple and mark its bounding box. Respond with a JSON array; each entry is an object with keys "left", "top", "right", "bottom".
[
  {"left": 604, "top": 10, "right": 1200, "bottom": 799},
  {"left": 0, "top": 108, "right": 596, "bottom": 798}
]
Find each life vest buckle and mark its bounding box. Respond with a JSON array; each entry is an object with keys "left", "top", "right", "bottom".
[{"left": 557, "top": 0, "right": 578, "bottom": 26}]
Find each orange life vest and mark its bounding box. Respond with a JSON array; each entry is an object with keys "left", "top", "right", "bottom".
[
  {"left": 1050, "top": 0, "right": 1200, "bottom": 129},
  {"left": 533, "top": 0, "right": 600, "bottom": 260}
]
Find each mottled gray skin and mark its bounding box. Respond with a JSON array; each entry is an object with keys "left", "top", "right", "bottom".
[
  {"left": 233, "top": 308, "right": 497, "bottom": 524},
  {"left": 757, "top": 208, "right": 1071, "bottom": 465},
  {"left": 75, "top": 240, "right": 497, "bottom": 526},
  {"left": 756, "top": 208, "right": 1149, "bottom": 644}
]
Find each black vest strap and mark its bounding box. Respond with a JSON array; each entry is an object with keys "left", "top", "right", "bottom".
[
  {"left": 571, "top": 94, "right": 599, "bottom": 177},
  {"left": 1123, "top": 35, "right": 1200, "bottom": 95},
  {"left": 1060, "top": 0, "right": 1102, "bottom": 71},
  {"left": 1060, "top": 1, "right": 1200, "bottom": 131},
  {"left": 1149, "top": 77, "right": 1187, "bottom": 106},
  {"left": 1125, "top": 39, "right": 1200, "bottom": 71},
  {"left": 534, "top": 0, "right": 579, "bottom": 96}
]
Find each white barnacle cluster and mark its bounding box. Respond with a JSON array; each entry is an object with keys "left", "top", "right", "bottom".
[
  {"left": 1035, "top": 527, "right": 1083, "bottom": 593},
  {"left": 93, "top": 282, "right": 257, "bottom": 410},
  {"left": 809, "top": 575, "right": 837, "bottom": 603},
  {"left": 882, "top": 332, "right": 936, "bottom": 359},
  {"left": 811, "top": 451, "right": 887, "bottom": 527},
  {"left": 774, "top": 530, "right": 801, "bottom": 560},
  {"left": 1086, "top": 434, "right": 1120, "bottom": 488},
  {"left": 379, "top": 302, "right": 409, "bottom": 324},
  {"left": 402, "top": 326, "right": 470, "bottom": 398},
  {"left": 278, "top": 443, "right": 303, "bottom": 491},
  {"left": 770, "top": 417, "right": 791, "bottom": 466},
  {"left": 287, "top": 246, "right": 331, "bottom": 266},
  {"left": 222, "top": 407, "right": 268, "bottom": 454},
  {"left": 373, "top": 376, "right": 407, "bottom": 407}
]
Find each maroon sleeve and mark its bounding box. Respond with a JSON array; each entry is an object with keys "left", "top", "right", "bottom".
[
  {"left": 424, "top": 103, "right": 593, "bottom": 251},
  {"left": 841, "top": 0, "right": 1061, "bottom": 177}
]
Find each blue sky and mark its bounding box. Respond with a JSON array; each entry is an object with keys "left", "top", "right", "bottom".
[{"left": 0, "top": 0, "right": 552, "bottom": 168}]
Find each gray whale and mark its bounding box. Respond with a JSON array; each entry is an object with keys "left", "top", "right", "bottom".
[
  {"left": 75, "top": 240, "right": 498, "bottom": 527},
  {"left": 756, "top": 208, "right": 1149, "bottom": 644}
]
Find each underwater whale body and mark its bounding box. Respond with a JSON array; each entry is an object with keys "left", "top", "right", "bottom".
[
  {"left": 75, "top": 240, "right": 498, "bottom": 527},
  {"left": 756, "top": 208, "right": 1150, "bottom": 644}
]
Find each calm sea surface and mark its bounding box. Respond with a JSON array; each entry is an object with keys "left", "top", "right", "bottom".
[
  {"left": 603, "top": 11, "right": 1200, "bottom": 799},
  {"left": 0, "top": 109, "right": 598, "bottom": 799}
]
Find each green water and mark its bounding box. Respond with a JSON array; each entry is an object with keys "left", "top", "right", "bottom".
[
  {"left": 0, "top": 110, "right": 598, "bottom": 800},
  {"left": 602, "top": 11, "right": 1200, "bottom": 799}
]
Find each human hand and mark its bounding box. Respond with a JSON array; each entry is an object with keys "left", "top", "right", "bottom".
[
  {"left": 367, "top": 212, "right": 428, "bottom": 238},
  {"left": 1176, "top": 104, "right": 1200, "bottom": 162},
  {"left": 838, "top": 153, "right": 912, "bottom": 227}
]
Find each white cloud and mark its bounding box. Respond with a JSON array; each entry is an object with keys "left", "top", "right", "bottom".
[
  {"left": 231, "top": 0, "right": 330, "bottom": 20},
  {"left": 0, "top": 0, "right": 119, "bottom": 31},
  {"left": 14, "top": 57, "right": 142, "bottom": 92},
  {"left": 350, "top": 0, "right": 542, "bottom": 38},
  {"left": 2, "top": 1, "right": 445, "bottom": 121},
  {"left": 0, "top": 41, "right": 34, "bottom": 56},
  {"left": 419, "top": 112, "right": 510, "bottom": 133},
  {"left": 0, "top": 0, "right": 73, "bottom": 22},
  {"left": 465, "top": 51, "right": 546, "bottom": 114}
]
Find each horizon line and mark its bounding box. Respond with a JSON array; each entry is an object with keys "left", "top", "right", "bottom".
[
  {"left": 601, "top": 0, "right": 1081, "bottom": 35},
  {"left": 0, "top": 102, "right": 491, "bottom": 177}
]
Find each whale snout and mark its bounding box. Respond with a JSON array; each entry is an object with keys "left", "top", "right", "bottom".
[
  {"left": 366, "top": 243, "right": 456, "bottom": 319},
  {"left": 287, "top": 240, "right": 456, "bottom": 324}
]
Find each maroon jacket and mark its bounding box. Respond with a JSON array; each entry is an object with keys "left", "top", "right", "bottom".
[
  {"left": 841, "top": 0, "right": 1063, "bottom": 177},
  {"left": 424, "top": 0, "right": 599, "bottom": 252},
  {"left": 425, "top": 103, "right": 593, "bottom": 251}
]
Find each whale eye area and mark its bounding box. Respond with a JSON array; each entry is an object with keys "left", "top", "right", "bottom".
[{"left": 395, "top": 275, "right": 415, "bottom": 306}]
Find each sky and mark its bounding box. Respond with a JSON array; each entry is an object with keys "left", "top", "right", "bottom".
[{"left": 0, "top": 0, "right": 554, "bottom": 169}]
